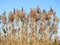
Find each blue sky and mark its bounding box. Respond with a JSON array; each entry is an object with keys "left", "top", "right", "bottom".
[{"left": 0, "top": 0, "right": 60, "bottom": 37}]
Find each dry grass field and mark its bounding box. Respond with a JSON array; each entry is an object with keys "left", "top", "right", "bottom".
[{"left": 0, "top": 6, "right": 60, "bottom": 45}]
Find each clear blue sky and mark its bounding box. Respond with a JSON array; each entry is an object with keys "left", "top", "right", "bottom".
[{"left": 0, "top": 0, "right": 60, "bottom": 37}]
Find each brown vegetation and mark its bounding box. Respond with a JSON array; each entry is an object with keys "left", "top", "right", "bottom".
[{"left": 0, "top": 6, "right": 60, "bottom": 45}]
